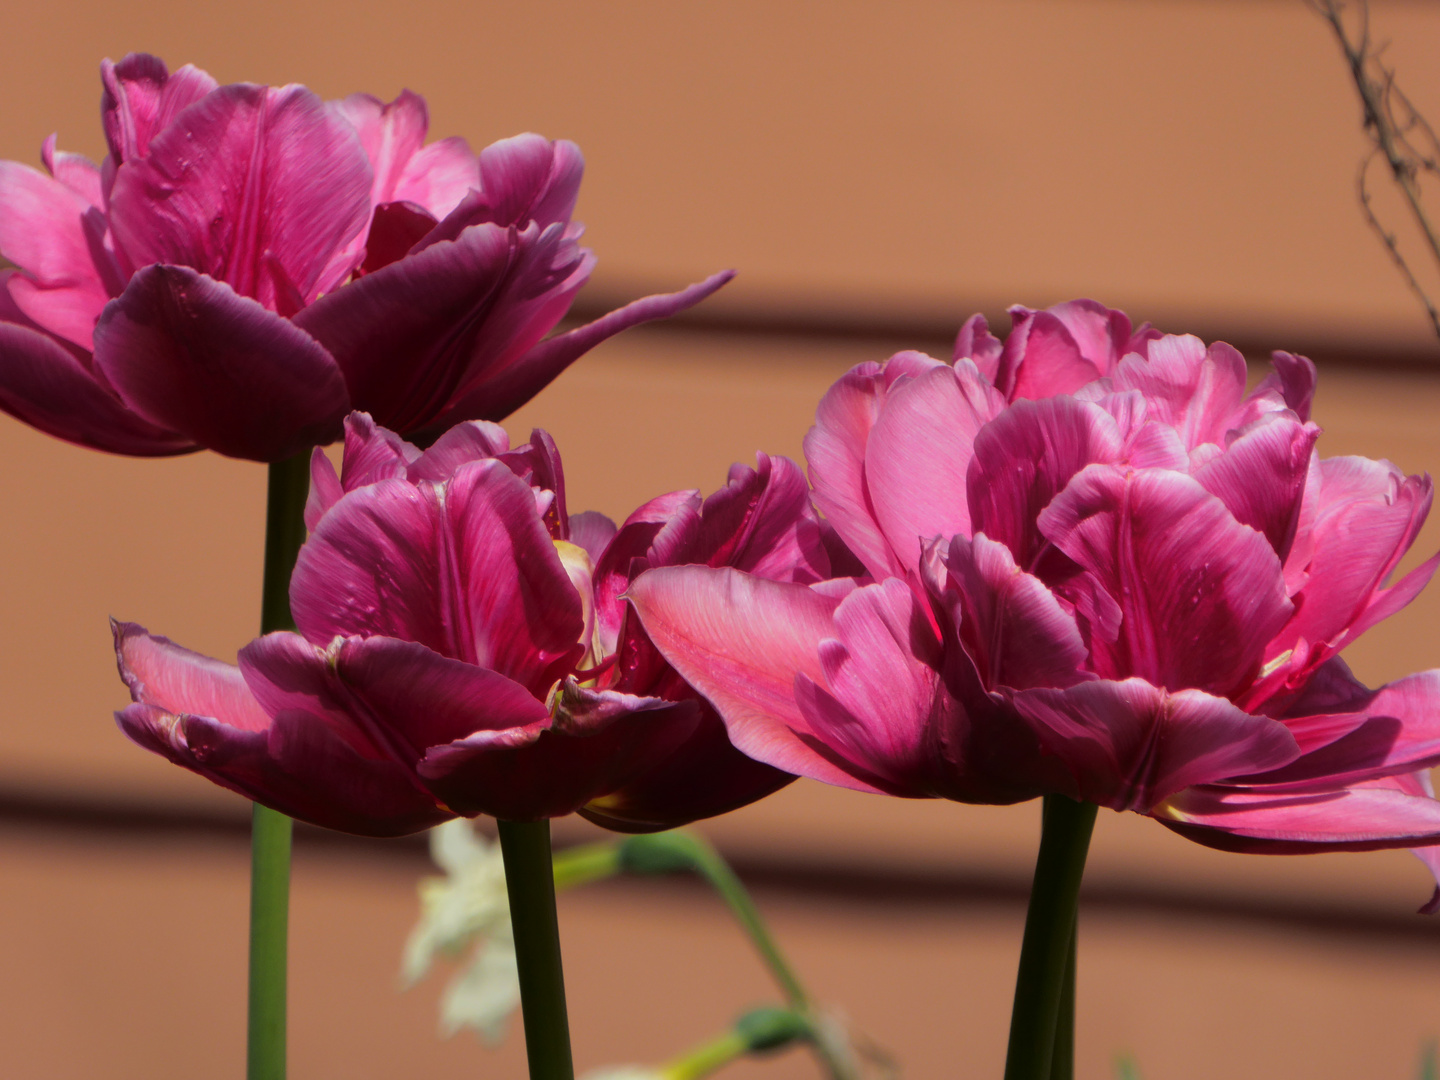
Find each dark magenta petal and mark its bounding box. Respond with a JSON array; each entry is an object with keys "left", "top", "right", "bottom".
[
  {"left": 92, "top": 266, "right": 349, "bottom": 461},
  {"left": 0, "top": 317, "right": 194, "bottom": 455},
  {"left": 1039, "top": 465, "right": 1292, "bottom": 697},
  {"left": 1010, "top": 680, "right": 1299, "bottom": 812},
  {"left": 337, "top": 410, "right": 420, "bottom": 490},
  {"left": 296, "top": 222, "right": 588, "bottom": 433},
  {"left": 416, "top": 269, "right": 737, "bottom": 434},
  {"left": 418, "top": 687, "right": 699, "bottom": 821},
  {"left": 109, "top": 82, "right": 373, "bottom": 310},
  {"left": 100, "top": 54, "right": 217, "bottom": 164},
  {"left": 579, "top": 698, "right": 795, "bottom": 832},
  {"left": 358, "top": 201, "right": 438, "bottom": 276}
]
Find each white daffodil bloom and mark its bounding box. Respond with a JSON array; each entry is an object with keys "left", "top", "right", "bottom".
[{"left": 401, "top": 819, "right": 520, "bottom": 1043}]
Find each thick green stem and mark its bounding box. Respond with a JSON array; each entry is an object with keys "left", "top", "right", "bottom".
[
  {"left": 247, "top": 452, "right": 310, "bottom": 1080},
  {"left": 1048, "top": 916, "right": 1078, "bottom": 1080},
  {"left": 498, "top": 819, "right": 575, "bottom": 1080},
  {"left": 1003, "top": 795, "right": 1097, "bottom": 1080}
]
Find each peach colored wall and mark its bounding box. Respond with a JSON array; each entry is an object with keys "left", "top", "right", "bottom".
[{"left": 3, "top": 2, "right": 1440, "bottom": 1079}]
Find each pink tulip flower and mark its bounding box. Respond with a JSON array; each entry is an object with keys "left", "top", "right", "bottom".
[
  {"left": 629, "top": 300, "right": 1440, "bottom": 909},
  {"left": 114, "top": 413, "right": 833, "bottom": 832},
  {"left": 0, "top": 53, "right": 730, "bottom": 462}
]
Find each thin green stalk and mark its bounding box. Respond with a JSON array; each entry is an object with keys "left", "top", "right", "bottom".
[
  {"left": 659, "top": 1007, "right": 811, "bottom": 1080},
  {"left": 620, "top": 832, "right": 807, "bottom": 1008},
  {"left": 247, "top": 451, "right": 311, "bottom": 1080},
  {"left": 551, "top": 841, "right": 622, "bottom": 891},
  {"left": 498, "top": 819, "right": 575, "bottom": 1080},
  {"left": 1048, "top": 916, "right": 1077, "bottom": 1080},
  {"left": 1004, "top": 795, "right": 1097, "bottom": 1080}
]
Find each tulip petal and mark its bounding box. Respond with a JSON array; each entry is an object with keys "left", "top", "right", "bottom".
[
  {"left": 952, "top": 312, "right": 1003, "bottom": 382},
  {"left": 113, "top": 621, "right": 271, "bottom": 732},
  {"left": 863, "top": 361, "right": 1006, "bottom": 570},
  {"left": 579, "top": 699, "right": 795, "bottom": 832},
  {"left": 331, "top": 90, "right": 429, "bottom": 207},
  {"left": 474, "top": 134, "right": 584, "bottom": 229},
  {"left": 0, "top": 317, "right": 195, "bottom": 455},
  {"left": 1193, "top": 413, "right": 1319, "bottom": 561},
  {"left": 802, "top": 352, "right": 944, "bottom": 579},
  {"left": 296, "top": 222, "right": 588, "bottom": 432},
  {"left": 92, "top": 266, "right": 349, "bottom": 461},
  {"left": 116, "top": 702, "right": 449, "bottom": 837},
  {"left": 444, "top": 458, "right": 586, "bottom": 690},
  {"left": 692, "top": 453, "right": 830, "bottom": 584},
  {"left": 1039, "top": 465, "right": 1292, "bottom": 696},
  {"left": 1243, "top": 669, "right": 1440, "bottom": 787},
  {"left": 1279, "top": 457, "right": 1434, "bottom": 661},
  {"left": 1110, "top": 335, "right": 1248, "bottom": 450},
  {"left": 627, "top": 565, "right": 871, "bottom": 789},
  {"left": 394, "top": 138, "right": 481, "bottom": 221},
  {"left": 946, "top": 533, "right": 1090, "bottom": 690},
  {"left": 101, "top": 53, "right": 218, "bottom": 164},
  {"left": 996, "top": 300, "right": 1134, "bottom": 399},
  {"left": 1010, "top": 680, "right": 1299, "bottom": 811},
  {"left": 1157, "top": 783, "right": 1440, "bottom": 852},
  {"left": 966, "top": 395, "right": 1124, "bottom": 570},
  {"left": 418, "top": 269, "right": 738, "bottom": 433},
  {"left": 0, "top": 162, "right": 114, "bottom": 347},
  {"left": 109, "top": 82, "right": 373, "bottom": 310},
  {"left": 419, "top": 689, "right": 700, "bottom": 821}
]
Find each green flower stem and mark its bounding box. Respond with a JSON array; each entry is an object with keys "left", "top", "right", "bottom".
[
  {"left": 498, "top": 819, "right": 575, "bottom": 1080},
  {"left": 619, "top": 832, "right": 807, "bottom": 1007},
  {"left": 659, "top": 1007, "right": 811, "bottom": 1080},
  {"left": 1049, "top": 916, "right": 1077, "bottom": 1080},
  {"left": 1003, "top": 795, "right": 1097, "bottom": 1080},
  {"left": 248, "top": 451, "right": 311, "bottom": 1080}
]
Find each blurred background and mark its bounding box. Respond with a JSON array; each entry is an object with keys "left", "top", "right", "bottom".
[{"left": 2, "top": 1, "right": 1440, "bottom": 1077}]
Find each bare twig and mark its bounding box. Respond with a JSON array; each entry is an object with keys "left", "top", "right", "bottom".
[{"left": 1308, "top": 0, "right": 1440, "bottom": 340}]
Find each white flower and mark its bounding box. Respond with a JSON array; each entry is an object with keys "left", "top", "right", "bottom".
[
  {"left": 579, "top": 1067, "right": 665, "bottom": 1080},
  {"left": 401, "top": 819, "right": 520, "bottom": 1043}
]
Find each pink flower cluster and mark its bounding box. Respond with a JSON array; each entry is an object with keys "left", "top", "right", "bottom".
[
  {"left": 112, "top": 298, "right": 1440, "bottom": 911},
  {"left": 0, "top": 54, "right": 729, "bottom": 461},
  {"left": 631, "top": 301, "right": 1440, "bottom": 908}
]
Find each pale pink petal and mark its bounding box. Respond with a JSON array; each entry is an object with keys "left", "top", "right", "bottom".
[
  {"left": 41, "top": 135, "right": 103, "bottom": 209},
  {"left": 0, "top": 162, "right": 113, "bottom": 347},
  {"left": 1193, "top": 413, "right": 1319, "bottom": 560},
  {"left": 113, "top": 620, "right": 271, "bottom": 733},
  {"left": 1038, "top": 465, "right": 1292, "bottom": 696},
  {"left": 393, "top": 137, "right": 481, "bottom": 220},
  {"left": 1110, "top": 335, "right": 1248, "bottom": 450},
  {"left": 863, "top": 361, "right": 1006, "bottom": 570},
  {"left": 626, "top": 565, "right": 866, "bottom": 788},
  {"left": 995, "top": 299, "right": 1134, "bottom": 400},
  {"left": 1158, "top": 783, "right": 1440, "bottom": 852},
  {"left": 965, "top": 395, "right": 1124, "bottom": 570},
  {"left": 331, "top": 90, "right": 429, "bottom": 207},
  {"left": 802, "top": 353, "right": 944, "bottom": 579},
  {"left": 952, "top": 312, "right": 1003, "bottom": 382}
]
